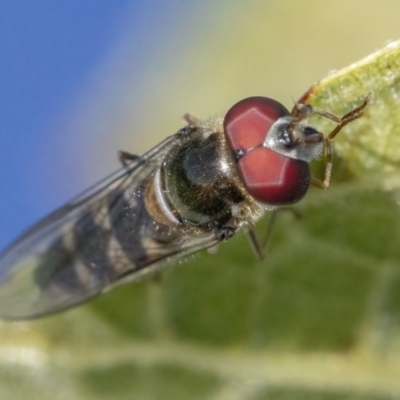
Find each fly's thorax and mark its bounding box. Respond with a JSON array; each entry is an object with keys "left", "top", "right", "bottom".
[
  {"left": 162, "top": 131, "right": 243, "bottom": 228},
  {"left": 144, "top": 127, "right": 260, "bottom": 233}
]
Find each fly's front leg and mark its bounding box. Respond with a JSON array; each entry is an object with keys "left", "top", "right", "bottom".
[
  {"left": 310, "top": 139, "right": 334, "bottom": 190},
  {"left": 311, "top": 94, "right": 371, "bottom": 190}
]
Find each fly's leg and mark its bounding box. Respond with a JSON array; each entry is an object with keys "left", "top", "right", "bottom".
[
  {"left": 118, "top": 150, "right": 140, "bottom": 167},
  {"left": 247, "top": 208, "right": 301, "bottom": 261},
  {"left": 247, "top": 228, "right": 265, "bottom": 260},
  {"left": 309, "top": 94, "right": 371, "bottom": 189}
]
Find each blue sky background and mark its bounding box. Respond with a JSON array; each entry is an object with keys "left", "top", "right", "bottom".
[
  {"left": 1, "top": 1, "right": 400, "bottom": 253},
  {"left": 0, "top": 2, "right": 130, "bottom": 249},
  {"left": 0, "top": 1, "right": 208, "bottom": 250}
]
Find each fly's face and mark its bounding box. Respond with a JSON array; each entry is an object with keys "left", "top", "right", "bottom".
[{"left": 0, "top": 95, "right": 370, "bottom": 320}]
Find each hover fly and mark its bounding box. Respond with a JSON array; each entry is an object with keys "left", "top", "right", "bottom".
[{"left": 0, "top": 95, "right": 370, "bottom": 320}]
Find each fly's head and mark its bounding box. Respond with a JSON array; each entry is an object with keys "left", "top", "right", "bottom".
[{"left": 223, "top": 97, "right": 323, "bottom": 207}]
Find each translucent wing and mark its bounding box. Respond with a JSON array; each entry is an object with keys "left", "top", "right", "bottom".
[{"left": 0, "top": 135, "right": 218, "bottom": 320}]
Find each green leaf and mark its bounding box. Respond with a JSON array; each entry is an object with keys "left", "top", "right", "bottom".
[{"left": 300, "top": 39, "right": 400, "bottom": 190}]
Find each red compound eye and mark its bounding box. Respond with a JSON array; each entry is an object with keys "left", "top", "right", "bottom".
[
  {"left": 238, "top": 147, "right": 310, "bottom": 205},
  {"left": 223, "top": 97, "right": 310, "bottom": 206},
  {"left": 223, "top": 96, "right": 290, "bottom": 151}
]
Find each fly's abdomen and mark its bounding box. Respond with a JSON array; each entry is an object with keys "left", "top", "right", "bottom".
[{"left": 2, "top": 185, "right": 185, "bottom": 319}]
